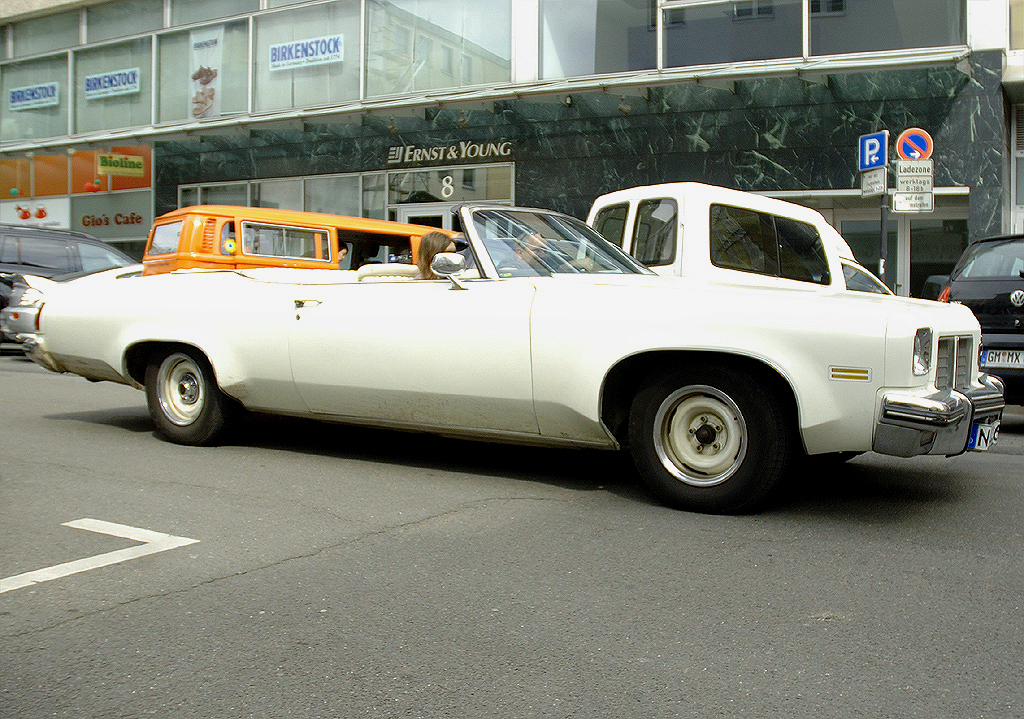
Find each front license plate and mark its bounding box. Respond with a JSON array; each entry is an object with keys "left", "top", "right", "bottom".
[
  {"left": 979, "top": 349, "right": 1024, "bottom": 369},
  {"left": 968, "top": 419, "right": 1000, "bottom": 451}
]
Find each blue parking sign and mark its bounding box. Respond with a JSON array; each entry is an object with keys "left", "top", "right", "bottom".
[{"left": 859, "top": 131, "right": 889, "bottom": 172}]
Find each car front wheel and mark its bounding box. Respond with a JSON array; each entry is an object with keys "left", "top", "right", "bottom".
[
  {"left": 145, "top": 349, "right": 230, "bottom": 445},
  {"left": 628, "top": 365, "right": 792, "bottom": 513}
]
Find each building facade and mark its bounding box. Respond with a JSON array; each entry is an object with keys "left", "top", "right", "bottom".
[{"left": 1, "top": 0, "right": 1022, "bottom": 296}]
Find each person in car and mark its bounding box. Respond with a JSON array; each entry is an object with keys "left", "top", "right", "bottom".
[{"left": 415, "top": 231, "right": 457, "bottom": 279}]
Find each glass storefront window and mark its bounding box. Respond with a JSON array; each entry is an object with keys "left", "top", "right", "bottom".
[
  {"left": 1017, "top": 156, "right": 1024, "bottom": 206},
  {"left": 663, "top": 0, "right": 801, "bottom": 68},
  {"left": 541, "top": 0, "right": 654, "bottom": 79},
  {"left": 73, "top": 38, "right": 153, "bottom": 133},
  {"left": 0, "top": 54, "right": 69, "bottom": 142},
  {"left": 909, "top": 218, "right": 967, "bottom": 298},
  {"left": 841, "top": 219, "right": 898, "bottom": 287},
  {"left": 254, "top": 179, "right": 302, "bottom": 210},
  {"left": 305, "top": 175, "right": 362, "bottom": 216},
  {"left": 365, "top": 0, "right": 511, "bottom": 97},
  {"left": 810, "top": 0, "right": 965, "bottom": 55},
  {"left": 87, "top": 0, "right": 164, "bottom": 43},
  {"left": 11, "top": 11, "right": 79, "bottom": 58},
  {"left": 156, "top": 21, "right": 248, "bottom": 123},
  {"left": 388, "top": 165, "right": 513, "bottom": 205},
  {"left": 33, "top": 154, "right": 70, "bottom": 197},
  {"left": 170, "top": 0, "right": 258, "bottom": 26},
  {"left": 362, "top": 174, "right": 387, "bottom": 219},
  {"left": 253, "top": 2, "right": 360, "bottom": 113},
  {"left": 0, "top": 158, "right": 31, "bottom": 199},
  {"left": 1013, "top": 0, "right": 1023, "bottom": 50},
  {"left": 180, "top": 187, "right": 199, "bottom": 206},
  {"left": 204, "top": 184, "right": 249, "bottom": 205}
]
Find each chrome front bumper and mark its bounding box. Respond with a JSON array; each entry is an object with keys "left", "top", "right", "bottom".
[{"left": 873, "top": 374, "right": 1005, "bottom": 457}]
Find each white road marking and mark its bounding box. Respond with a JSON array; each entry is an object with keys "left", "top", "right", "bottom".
[{"left": 0, "top": 518, "right": 199, "bottom": 594}]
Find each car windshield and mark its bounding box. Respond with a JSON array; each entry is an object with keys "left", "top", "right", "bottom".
[
  {"left": 470, "top": 208, "right": 649, "bottom": 277},
  {"left": 951, "top": 237, "right": 1024, "bottom": 280}
]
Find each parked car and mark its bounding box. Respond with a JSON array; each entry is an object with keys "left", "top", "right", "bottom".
[
  {"left": 0, "top": 224, "right": 135, "bottom": 323},
  {"left": 24, "top": 204, "right": 1003, "bottom": 514},
  {"left": 1, "top": 265, "right": 142, "bottom": 345},
  {"left": 143, "top": 206, "right": 450, "bottom": 275},
  {"left": 939, "top": 234, "right": 1024, "bottom": 405}
]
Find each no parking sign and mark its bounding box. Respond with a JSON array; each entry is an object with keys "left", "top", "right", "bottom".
[{"left": 896, "top": 127, "right": 933, "bottom": 160}]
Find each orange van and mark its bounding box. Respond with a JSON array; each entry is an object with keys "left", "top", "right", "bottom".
[{"left": 143, "top": 205, "right": 451, "bottom": 276}]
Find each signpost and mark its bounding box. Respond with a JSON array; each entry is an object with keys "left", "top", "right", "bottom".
[{"left": 858, "top": 131, "right": 890, "bottom": 288}]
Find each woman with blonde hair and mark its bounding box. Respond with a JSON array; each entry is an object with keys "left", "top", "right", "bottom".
[{"left": 415, "top": 231, "right": 456, "bottom": 280}]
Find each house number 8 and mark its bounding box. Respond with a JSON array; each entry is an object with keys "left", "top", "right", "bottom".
[{"left": 440, "top": 175, "right": 455, "bottom": 198}]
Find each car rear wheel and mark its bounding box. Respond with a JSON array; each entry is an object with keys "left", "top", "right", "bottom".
[
  {"left": 628, "top": 365, "right": 792, "bottom": 513},
  {"left": 145, "top": 349, "right": 230, "bottom": 445}
]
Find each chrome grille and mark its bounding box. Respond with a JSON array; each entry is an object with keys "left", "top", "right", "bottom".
[
  {"left": 955, "top": 336, "right": 973, "bottom": 389},
  {"left": 935, "top": 335, "right": 973, "bottom": 391}
]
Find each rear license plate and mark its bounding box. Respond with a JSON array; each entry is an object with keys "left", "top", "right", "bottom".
[
  {"left": 968, "top": 419, "right": 1000, "bottom": 451},
  {"left": 979, "top": 349, "right": 1024, "bottom": 369}
]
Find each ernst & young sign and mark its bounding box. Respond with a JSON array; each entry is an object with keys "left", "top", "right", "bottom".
[{"left": 386, "top": 140, "right": 513, "bottom": 166}]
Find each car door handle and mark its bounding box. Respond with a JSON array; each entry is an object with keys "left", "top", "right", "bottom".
[{"left": 294, "top": 299, "right": 322, "bottom": 309}]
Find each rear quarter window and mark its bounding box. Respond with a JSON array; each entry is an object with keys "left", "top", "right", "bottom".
[{"left": 710, "top": 204, "right": 830, "bottom": 285}]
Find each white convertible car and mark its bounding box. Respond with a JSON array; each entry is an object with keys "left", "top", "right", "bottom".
[{"left": 26, "top": 205, "right": 1004, "bottom": 513}]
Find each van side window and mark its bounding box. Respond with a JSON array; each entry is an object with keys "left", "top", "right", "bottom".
[
  {"left": 710, "top": 204, "right": 830, "bottom": 285},
  {"left": 632, "top": 199, "right": 677, "bottom": 266},
  {"left": 149, "top": 221, "right": 183, "bottom": 256},
  {"left": 591, "top": 203, "right": 629, "bottom": 248},
  {"left": 241, "top": 222, "right": 329, "bottom": 261}
]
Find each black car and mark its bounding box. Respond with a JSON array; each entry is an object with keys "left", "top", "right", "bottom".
[
  {"left": 941, "top": 234, "right": 1024, "bottom": 405},
  {"left": 0, "top": 224, "right": 135, "bottom": 311}
]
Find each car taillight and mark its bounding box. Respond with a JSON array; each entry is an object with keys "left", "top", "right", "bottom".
[
  {"left": 937, "top": 286, "right": 950, "bottom": 303},
  {"left": 35, "top": 303, "right": 43, "bottom": 331}
]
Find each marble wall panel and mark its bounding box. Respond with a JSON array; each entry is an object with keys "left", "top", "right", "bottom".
[{"left": 156, "top": 52, "right": 1010, "bottom": 238}]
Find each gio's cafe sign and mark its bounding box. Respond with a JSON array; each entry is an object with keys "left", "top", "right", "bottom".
[
  {"left": 96, "top": 153, "right": 146, "bottom": 178},
  {"left": 387, "top": 140, "right": 513, "bottom": 166}
]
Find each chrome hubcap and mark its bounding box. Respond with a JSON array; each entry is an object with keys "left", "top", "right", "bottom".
[
  {"left": 158, "top": 353, "right": 205, "bottom": 426},
  {"left": 653, "top": 385, "right": 747, "bottom": 487}
]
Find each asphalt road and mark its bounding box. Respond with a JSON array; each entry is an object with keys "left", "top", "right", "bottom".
[{"left": 2, "top": 353, "right": 1023, "bottom": 719}]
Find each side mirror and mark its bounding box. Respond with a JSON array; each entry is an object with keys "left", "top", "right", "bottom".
[{"left": 431, "top": 252, "right": 468, "bottom": 289}]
